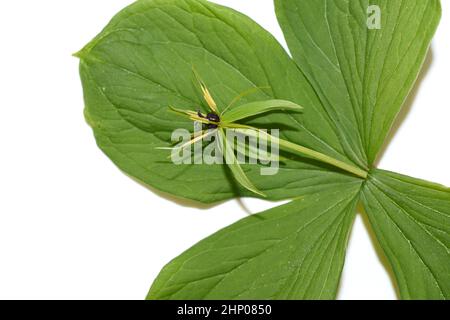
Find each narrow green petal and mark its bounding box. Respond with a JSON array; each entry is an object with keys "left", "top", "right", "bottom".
[
  {"left": 218, "top": 129, "right": 266, "bottom": 197},
  {"left": 221, "top": 99, "right": 302, "bottom": 123}
]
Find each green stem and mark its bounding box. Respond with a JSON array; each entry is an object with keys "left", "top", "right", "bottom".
[
  {"left": 277, "top": 138, "right": 368, "bottom": 179},
  {"left": 227, "top": 125, "right": 368, "bottom": 179}
]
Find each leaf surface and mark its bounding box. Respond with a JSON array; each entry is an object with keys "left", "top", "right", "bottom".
[
  {"left": 362, "top": 169, "right": 450, "bottom": 299},
  {"left": 275, "top": 0, "right": 441, "bottom": 164},
  {"left": 148, "top": 182, "right": 362, "bottom": 299}
]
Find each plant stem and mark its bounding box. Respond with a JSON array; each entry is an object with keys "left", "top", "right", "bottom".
[
  {"left": 228, "top": 125, "right": 368, "bottom": 179},
  {"left": 276, "top": 138, "right": 368, "bottom": 179}
]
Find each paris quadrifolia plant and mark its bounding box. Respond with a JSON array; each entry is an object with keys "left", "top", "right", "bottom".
[{"left": 76, "top": 0, "right": 449, "bottom": 300}]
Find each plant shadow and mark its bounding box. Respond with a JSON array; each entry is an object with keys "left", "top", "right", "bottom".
[
  {"left": 373, "top": 48, "right": 434, "bottom": 167},
  {"left": 123, "top": 171, "right": 224, "bottom": 210}
]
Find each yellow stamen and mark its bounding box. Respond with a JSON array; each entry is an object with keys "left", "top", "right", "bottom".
[{"left": 200, "top": 84, "right": 219, "bottom": 114}]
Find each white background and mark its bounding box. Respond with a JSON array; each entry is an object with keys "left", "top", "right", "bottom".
[{"left": 0, "top": 0, "right": 448, "bottom": 300}]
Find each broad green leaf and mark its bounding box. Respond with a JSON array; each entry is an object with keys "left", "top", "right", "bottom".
[
  {"left": 362, "top": 169, "right": 450, "bottom": 299},
  {"left": 221, "top": 99, "right": 303, "bottom": 123},
  {"left": 147, "top": 182, "right": 362, "bottom": 300},
  {"left": 275, "top": 0, "right": 441, "bottom": 164},
  {"left": 77, "top": 0, "right": 362, "bottom": 203}
]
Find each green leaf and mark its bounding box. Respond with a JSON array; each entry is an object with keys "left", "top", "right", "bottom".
[
  {"left": 275, "top": 0, "right": 441, "bottom": 164},
  {"left": 147, "top": 182, "right": 362, "bottom": 300},
  {"left": 362, "top": 169, "right": 450, "bottom": 299},
  {"left": 77, "top": 0, "right": 361, "bottom": 203},
  {"left": 221, "top": 99, "right": 303, "bottom": 123}
]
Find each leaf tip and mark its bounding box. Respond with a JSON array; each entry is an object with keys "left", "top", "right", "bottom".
[{"left": 72, "top": 49, "right": 85, "bottom": 59}]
